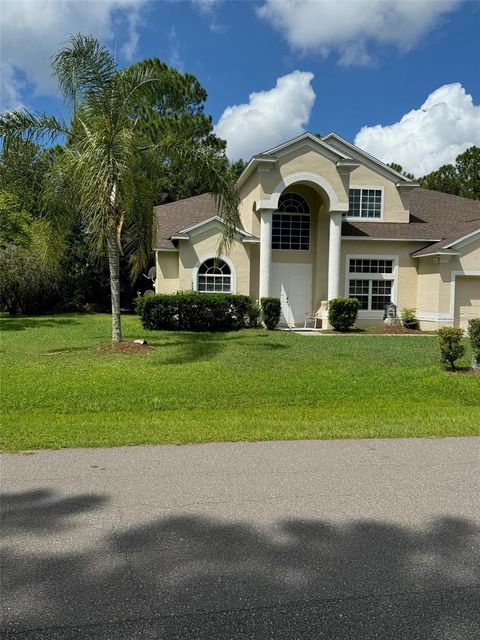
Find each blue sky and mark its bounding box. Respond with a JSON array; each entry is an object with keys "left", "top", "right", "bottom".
[{"left": 1, "top": 0, "right": 480, "bottom": 175}]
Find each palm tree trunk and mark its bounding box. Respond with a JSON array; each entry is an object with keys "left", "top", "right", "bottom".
[{"left": 107, "top": 236, "right": 122, "bottom": 343}]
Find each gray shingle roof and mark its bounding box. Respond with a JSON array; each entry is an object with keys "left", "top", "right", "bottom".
[
  {"left": 342, "top": 188, "right": 480, "bottom": 255},
  {"left": 154, "top": 193, "right": 223, "bottom": 249}
]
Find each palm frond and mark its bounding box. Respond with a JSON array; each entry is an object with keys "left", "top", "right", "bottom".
[
  {"left": 0, "top": 110, "right": 68, "bottom": 152},
  {"left": 51, "top": 34, "right": 116, "bottom": 109},
  {"left": 152, "top": 138, "right": 240, "bottom": 251}
]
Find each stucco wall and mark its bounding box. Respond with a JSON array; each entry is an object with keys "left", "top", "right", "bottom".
[
  {"left": 348, "top": 165, "right": 410, "bottom": 223},
  {"left": 155, "top": 251, "right": 180, "bottom": 294},
  {"left": 416, "top": 238, "right": 480, "bottom": 329},
  {"left": 260, "top": 148, "right": 349, "bottom": 208},
  {"left": 238, "top": 172, "right": 261, "bottom": 236},
  {"left": 177, "top": 228, "right": 252, "bottom": 295}
]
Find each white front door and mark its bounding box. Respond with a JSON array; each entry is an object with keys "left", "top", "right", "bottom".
[{"left": 271, "top": 263, "right": 313, "bottom": 326}]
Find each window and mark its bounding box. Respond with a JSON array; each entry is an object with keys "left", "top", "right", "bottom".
[
  {"left": 349, "top": 259, "right": 394, "bottom": 274},
  {"left": 346, "top": 256, "right": 396, "bottom": 312},
  {"left": 348, "top": 188, "right": 382, "bottom": 219},
  {"left": 197, "top": 258, "right": 231, "bottom": 293},
  {"left": 272, "top": 192, "right": 310, "bottom": 250}
]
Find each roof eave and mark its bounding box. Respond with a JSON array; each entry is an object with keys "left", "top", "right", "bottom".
[
  {"left": 322, "top": 132, "right": 417, "bottom": 183},
  {"left": 236, "top": 156, "right": 278, "bottom": 189}
]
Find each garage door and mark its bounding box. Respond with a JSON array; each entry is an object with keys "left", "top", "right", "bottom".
[{"left": 454, "top": 276, "right": 480, "bottom": 330}]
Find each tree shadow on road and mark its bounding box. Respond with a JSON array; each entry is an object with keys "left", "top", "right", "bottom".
[{"left": 1, "top": 489, "right": 479, "bottom": 639}]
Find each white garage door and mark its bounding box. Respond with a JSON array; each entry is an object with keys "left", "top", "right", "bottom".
[
  {"left": 271, "top": 263, "right": 312, "bottom": 327},
  {"left": 454, "top": 276, "right": 480, "bottom": 330}
]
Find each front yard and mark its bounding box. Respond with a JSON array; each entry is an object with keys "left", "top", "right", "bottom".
[{"left": 0, "top": 313, "right": 479, "bottom": 451}]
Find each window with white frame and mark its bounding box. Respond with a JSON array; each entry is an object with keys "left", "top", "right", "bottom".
[
  {"left": 197, "top": 258, "right": 231, "bottom": 293},
  {"left": 348, "top": 188, "right": 382, "bottom": 219},
  {"left": 347, "top": 257, "right": 396, "bottom": 311},
  {"left": 272, "top": 192, "right": 310, "bottom": 250}
]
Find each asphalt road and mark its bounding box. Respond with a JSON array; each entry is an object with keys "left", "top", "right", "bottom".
[{"left": 1, "top": 437, "right": 479, "bottom": 639}]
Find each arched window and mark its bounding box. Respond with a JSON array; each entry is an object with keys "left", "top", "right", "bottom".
[
  {"left": 197, "top": 258, "right": 232, "bottom": 293},
  {"left": 272, "top": 192, "right": 310, "bottom": 250}
]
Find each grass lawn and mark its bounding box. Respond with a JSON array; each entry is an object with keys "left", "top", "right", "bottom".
[{"left": 1, "top": 313, "right": 479, "bottom": 451}]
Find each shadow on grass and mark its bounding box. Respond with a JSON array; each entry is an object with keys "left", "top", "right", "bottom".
[
  {"left": 1, "top": 488, "right": 479, "bottom": 638},
  {"left": 0, "top": 316, "right": 81, "bottom": 332},
  {"left": 149, "top": 331, "right": 290, "bottom": 364}
]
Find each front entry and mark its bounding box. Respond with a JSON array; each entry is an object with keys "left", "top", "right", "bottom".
[{"left": 271, "top": 263, "right": 313, "bottom": 326}]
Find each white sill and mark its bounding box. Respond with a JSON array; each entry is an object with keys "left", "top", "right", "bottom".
[
  {"left": 345, "top": 216, "right": 383, "bottom": 222},
  {"left": 357, "top": 310, "right": 385, "bottom": 319}
]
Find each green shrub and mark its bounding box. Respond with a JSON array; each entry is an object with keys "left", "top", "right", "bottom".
[
  {"left": 136, "top": 292, "right": 252, "bottom": 332},
  {"left": 437, "top": 327, "right": 465, "bottom": 370},
  {"left": 328, "top": 297, "right": 360, "bottom": 332},
  {"left": 468, "top": 318, "right": 480, "bottom": 366},
  {"left": 260, "top": 297, "right": 281, "bottom": 330},
  {"left": 400, "top": 307, "right": 420, "bottom": 330},
  {"left": 246, "top": 301, "right": 262, "bottom": 328}
]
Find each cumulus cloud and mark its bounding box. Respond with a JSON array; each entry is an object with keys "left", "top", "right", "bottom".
[
  {"left": 214, "top": 71, "right": 315, "bottom": 161},
  {"left": 354, "top": 83, "right": 480, "bottom": 177},
  {"left": 0, "top": 0, "right": 147, "bottom": 110},
  {"left": 257, "top": 0, "right": 461, "bottom": 66}
]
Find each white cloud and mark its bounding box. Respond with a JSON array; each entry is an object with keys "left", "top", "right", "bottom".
[
  {"left": 257, "top": 0, "right": 461, "bottom": 66},
  {"left": 354, "top": 83, "right": 480, "bottom": 176},
  {"left": 191, "top": 0, "right": 221, "bottom": 14},
  {"left": 191, "top": 0, "right": 226, "bottom": 33},
  {"left": 0, "top": 0, "right": 147, "bottom": 110},
  {"left": 167, "top": 26, "right": 184, "bottom": 72},
  {"left": 214, "top": 71, "right": 316, "bottom": 161}
]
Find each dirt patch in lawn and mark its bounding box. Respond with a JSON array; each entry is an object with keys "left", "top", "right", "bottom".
[
  {"left": 444, "top": 367, "right": 480, "bottom": 376},
  {"left": 96, "top": 341, "right": 153, "bottom": 355}
]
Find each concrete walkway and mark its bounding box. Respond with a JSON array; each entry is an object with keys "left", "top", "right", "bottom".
[{"left": 1, "top": 437, "right": 479, "bottom": 639}]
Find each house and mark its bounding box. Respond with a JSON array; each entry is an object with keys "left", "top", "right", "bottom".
[{"left": 153, "top": 132, "right": 480, "bottom": 330}]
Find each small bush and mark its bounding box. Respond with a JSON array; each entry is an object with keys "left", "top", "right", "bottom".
[
  {"left": 246, "top": 301, "right": 262, "bottom": 328},
  {"left": 437, "top": 327, "right": 465, "bottom": 370},
  {"left": 261, "top": 297, "right": 281, "bottom": 330},
  {"left": 468, "top": 318, "right": 480, "bottom": 367},
  {"left": 136, "top": 292, "right": 252, "bottom": 332},
  {"left": 328, "top": 297, "right": 360, "bottom": 332},
  {"left": 400, "top": 307, "right": 420, "bottom": 330}
]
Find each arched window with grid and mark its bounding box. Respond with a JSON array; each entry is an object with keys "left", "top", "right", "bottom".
[
  {"left": 272, "top": 192, "right": 310, "bottom": 250},
  {"left": 197, "top": 258, "right": 232, "bottom": 293}
]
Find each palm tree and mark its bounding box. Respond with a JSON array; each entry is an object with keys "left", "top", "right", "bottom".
[{"left": 0, "top": 35, "right": 239, "bottom": 342}]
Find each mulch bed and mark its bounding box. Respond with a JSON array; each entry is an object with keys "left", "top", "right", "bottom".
[
  {"left": 96, "top": 341, "right": 153, "bottom": 355},
  {"left": 366, "top": 325, "right": 427, "bottom": 335}
]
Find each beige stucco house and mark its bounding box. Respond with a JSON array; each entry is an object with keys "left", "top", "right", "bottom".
[{"left": 153, "top": 133, "right": 480, "bottom": 330}]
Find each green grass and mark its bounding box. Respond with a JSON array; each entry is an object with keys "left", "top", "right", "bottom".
[{"left": 1, "top": 313, "right": 479, "bottom": 451}]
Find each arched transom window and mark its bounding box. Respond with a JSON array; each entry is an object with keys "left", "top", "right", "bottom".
[
  {"left": 197, "top": 258, "right": 232, "bottom": 293},
  {"left": 272, "top": 192, "right": 310, "bottom": 250}
]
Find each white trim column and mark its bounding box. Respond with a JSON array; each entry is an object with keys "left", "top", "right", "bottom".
[
  {"left": 259, "top": 209, "right": 273, "bottom": 299},
  {"left": 327, "top": 211, "right": 343, "bottom": 300}
]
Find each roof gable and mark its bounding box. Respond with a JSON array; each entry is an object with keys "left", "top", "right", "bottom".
[
  {"left": 236, "top": 132, "right": 353, "bottom": 189},
  {"left": 322, "top": 133, "right": 418, "bottom": 184},
  {"left": 171, "top": 216, "right": 258, "bottom": 243}
]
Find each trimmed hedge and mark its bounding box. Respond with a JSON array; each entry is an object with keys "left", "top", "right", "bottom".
[
  {"left": 136, "top": 293, "right": 252, "bottom": 332},
  {"left": 260, "top": 297, "right": 281, "bottom": 330},
  {"left": 328, "top": 297, "right": 360, "bottom": 332}
]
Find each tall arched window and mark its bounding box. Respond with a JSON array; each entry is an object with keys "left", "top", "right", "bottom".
[
  {"left": 197, "top": 258, "right": 232, "bottom": 293},
  {"left": 272, "top": 192, "right": 310, "bottom": 250}
]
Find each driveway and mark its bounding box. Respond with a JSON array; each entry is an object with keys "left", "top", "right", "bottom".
[{"left": 1, "top": 437, "right": 479, "bottom": 639}]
